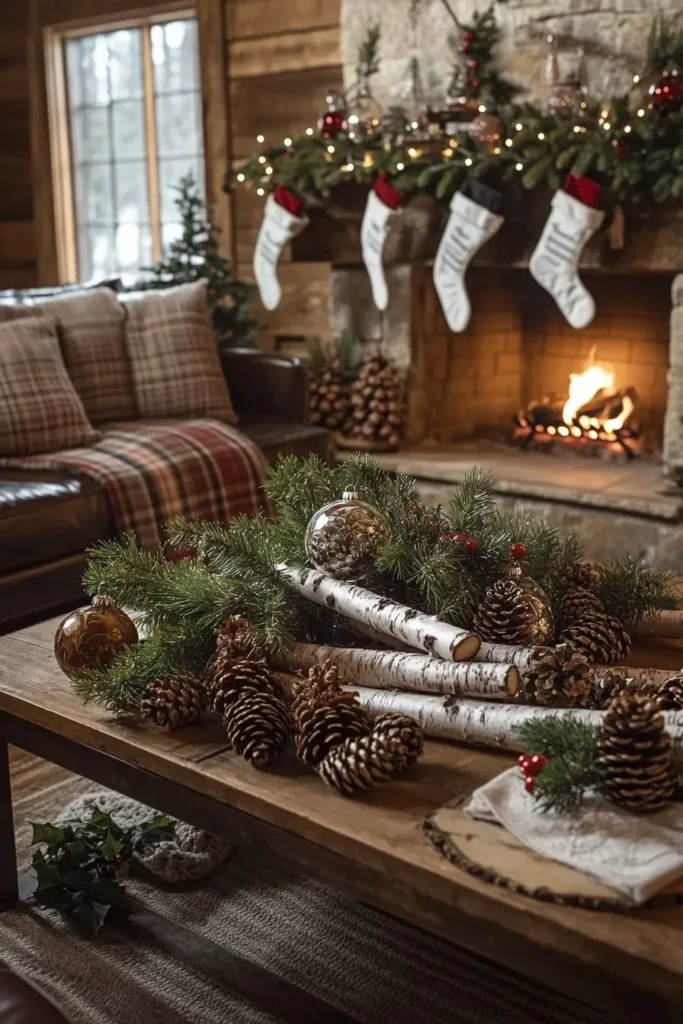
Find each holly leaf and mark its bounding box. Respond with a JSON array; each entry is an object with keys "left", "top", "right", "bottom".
[
  {"left": 100, "top": 832, "right": 123, "bottom": 859},
  {"left": 31, "top": 822, "right": 65, "bottom": 846},
  {"left": 76, "top": 899, "right": 111, "bottom": 937}
]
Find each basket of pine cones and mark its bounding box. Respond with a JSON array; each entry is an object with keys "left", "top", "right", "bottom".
[{"left": 337, "top": 349, "right": 405, "bottom": 453}]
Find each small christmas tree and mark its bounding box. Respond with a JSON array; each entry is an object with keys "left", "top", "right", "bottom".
[
  {"left": 447, "top": 3, "right": 517, "bottom": 109},
  {"left": 135, "top": 173, "right": 256, "bottom": 347}
]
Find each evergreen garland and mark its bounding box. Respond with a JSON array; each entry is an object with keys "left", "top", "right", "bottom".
[
  {"left": 80, "top": 456, "right": 681, "bottom": 716},
  {"left": 134, "top": 172, "right": 256, "bottom": 346}
]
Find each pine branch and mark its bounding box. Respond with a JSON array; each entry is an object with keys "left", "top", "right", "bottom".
[
  {"left": 517, "top": 717, "right": 601, "bottom": 814},
  {"left": 597, "top": 557, "right": 682, "bottom": 626}
]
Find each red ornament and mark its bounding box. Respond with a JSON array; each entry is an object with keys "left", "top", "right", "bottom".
[
  {"left": 518, "top": 753, "right": 533, "bottom": 773},
  {"left": 439, "top": 533, "right": 452, "bottom": 542},
  {"left": 530, "top": 753, "right": 547, "bottom": 773},
  {"left": 524, "top": 775, "right": 536, "bottom": 794},
  {"left": 648, "top": 65, "right": 683, "bottom": 114},
  {"left": 453, "top": 532, "right": 468, "bottom": 543},
  {"left": 509, "top": 542, "right": 527, "bottom": 560},
  {"left": 611, "top": 136, "right": 631, "bottom": 157},
  {"left": 469, "top": 79, "right": 481, "bottom": 91},
  {"left": 466, "top": 538, "right": 480, "bottom": 553},
  {"left": 467, "top": 58, "right": 480, "bottom": 70},
  {"left": 462, "top": 31, "right": 475, "bottom": 42}
]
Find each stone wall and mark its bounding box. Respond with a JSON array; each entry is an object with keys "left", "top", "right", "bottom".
[
  {"left": 340, "top": 0, "right": 682, "bottom": 112},
  {"left": 663, "top": 274, "right": 683, "bottom": 475}
]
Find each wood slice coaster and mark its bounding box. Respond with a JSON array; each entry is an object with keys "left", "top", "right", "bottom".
[{"left": 423, "top": 788, "right": 683, "bottom": 912}]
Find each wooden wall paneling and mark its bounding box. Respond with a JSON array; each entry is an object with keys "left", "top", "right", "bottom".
[
  {"left": 197, "top": 0, "right": 235, "bottom": 262},
  {"left": 226, "top": 0, "right": 340, "bottom": 41},
  {"left": 229, "top": 27, "right": 340, "bottom": 79}
]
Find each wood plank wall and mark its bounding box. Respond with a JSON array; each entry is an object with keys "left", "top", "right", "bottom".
[
  {"left": 227, "top": 0, "right": 342, "bottom": 346},
  {"left": 0, "top": 0, "right": 341, "bottom": 347}
]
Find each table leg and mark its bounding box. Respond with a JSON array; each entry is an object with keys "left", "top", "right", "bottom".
[{"left": 0, "top": 741, "right": 18, "bottom": 910}]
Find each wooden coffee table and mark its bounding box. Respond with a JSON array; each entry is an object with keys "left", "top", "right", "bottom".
[{"left": 2, "top": 616, "right": 683, "bottom": 1023}]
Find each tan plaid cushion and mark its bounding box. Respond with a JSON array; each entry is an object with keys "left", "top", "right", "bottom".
[
  {"left": 0, "top": 288, "right": 136, "bottom": 424},
  {"left": 0, "top": 316, "right": 99, "bottom": 456},
  {"left": 121, "top": 281, "right": 237, "bottom": 423}
]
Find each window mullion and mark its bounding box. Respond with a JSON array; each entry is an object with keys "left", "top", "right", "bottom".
[{"left": 141, "top": 24, "right": 162, "bottom": 263}]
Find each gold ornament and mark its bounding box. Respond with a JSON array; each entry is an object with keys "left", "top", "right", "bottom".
[
  {"left": 506, "top": 562, "right": 553, "bottom": 647},
  {"left": 469, "top": 112, "right": 503, "bottom": 146},
  {"left": 305, "top": 490, "right": 389, "bottom": 581},
  {"left": 346, "top": 77, "right": 383, "bottom": 142},
  {"left": 54, "top": 595, "right": 138, "bottom": 679}
]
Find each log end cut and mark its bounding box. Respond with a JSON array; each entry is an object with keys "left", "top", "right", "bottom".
[
  {"left": 452, "top": 633, "right": 481, "bottom": 663},
  {"left": 506, "top": 665, "right": 521, "bottom": 699}
]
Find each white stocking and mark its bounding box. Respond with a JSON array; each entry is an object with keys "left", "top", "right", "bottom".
[
  {"left": 529, "top": 190, "right": 605, "bottom": 329},
  {"left": 433, "top": 191, "right": 503, "bottom": 333},
  {"left": 361, "top": 190, "right": 398, "bottom": 311},
  {"left": 253, "top": 194, "right": 308, "bottom": 311}
]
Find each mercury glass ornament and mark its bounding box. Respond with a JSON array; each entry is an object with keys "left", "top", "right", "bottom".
[
  {"left": 506, "top": 562, "right": 553, "bottom": 647},
  {"left": 305, "top": 490, "right": 389, "bottom": 581},
  {"left": 547, "top": 81, "right": 582, "bottom": 117},
  {"left": 347, "top": 76, "right": 383, "bottom": 142},
  {"left": 469, "top": 112, "right": 503, "bottom": 146},
  {"left": 54, "top": 595, "right": 138, "bottom": 679}
]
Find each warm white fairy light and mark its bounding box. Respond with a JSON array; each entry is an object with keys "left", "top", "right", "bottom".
[
  {"left": 515, "top": 162, "right": 523, "bottom": 171},
  {"left": 305, "top": 127, "right": 314, "bottom": 136},
  {"left": 464, "top": 157, "right": 473, "bottom": 166},
  {"left": 257, "top": 187, "right": 265, "bottom": 195},
  {"left": 633, "top": 74, "right": 640, "bottom": 84},
  {"left": 537, "top": 132, "right": 545, "bottom": 140},
  {"left": 493, "top": 147, "right": 501, "bottom": 154},
  {"left": 342, "top": 162, "right": 354, "bottom": 172},
  {"left": 236, "top": 173, "right": 245, "bottom": 182},
  {"left": 258, "top": 155, "right": 266, "bottom": 164},
  {"left": 327, "top": 144, "right": 335, "bottom": 153},
  {"left": 478, "top": 104, "right": 487, "bottom": 112},
  {"left": 284, "top": 137, "right": 292, "bottom": 146},
  {"left": 505, "top": 138, "right": 512, "bottom": 147},
  {"left": 603, "top": 122, "right": 611, "bottom": 130},
  {"left": 573, "top": 125, "right": 581, "bottom": 132},
  {"left": 265, "top": 166, "right": 273, "bottom": 174},
  {"left": 624, "top": 124, "right": 632, "bottom": 133},
  {"left": 442, "top": 147, "right": 453, "bottom": 157},
  {"left": 256, "top": 134, "right": 265, "bottom": 143},
  {"left": 637, "top": 108, "right": 645, "bottom": 117},
  {"left": 396, "top": 162, "right": 405, "bottom": 171},
  {"left": 515, "top": 122, "right": 523, "bottom": 131},
  {"left": 408, "top": 147, "right": 418, "bottom": 158}
]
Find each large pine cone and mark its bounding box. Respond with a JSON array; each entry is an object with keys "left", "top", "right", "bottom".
[
  {"left": 523, "top": 644, "right": 594, "bottom": 707},
  {"left": 554, "top": 586, "right": 604, "bottom": 638},
  {"left": 309, "top": 358, "right": 349, "bottom": 430},
  {"left": 340, "top": 352, "right": 404, "bottom": 449},
  {"left": 473, "top": 579, "right": 537, "bottom": 646},
  {"left": 223, "top": 690, "right": 291, "bottom": 769},
  {"left": 654, "top": 672, "right": 683, "bottom": 710},
  {"left": 292, "top": 661, "right": 368, "bottom": 767},
  {"left": 371, "top": 713, "right": 424, "bottom": 768},
  {"left": 209, "top": 656, "right": 283, "bottom": 714},
  {"left": 317, "top": 734, "right": 405, "bottom": 797},
  {"left": 561, "top": 611, "right": 631, "bottom": 666},
  {"left": 140, "top": 674, "right": 206, "bottom": 730},
  {"left": 597, "top": 692, "right": 676, "bottom": 813},
  {"left": 203, "top": 617, "right": 263, "bottom": 692}
]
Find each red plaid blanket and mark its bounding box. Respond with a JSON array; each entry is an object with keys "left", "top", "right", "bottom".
[{"left": 3, "top": 419, "right": 268, "bottom": 550}]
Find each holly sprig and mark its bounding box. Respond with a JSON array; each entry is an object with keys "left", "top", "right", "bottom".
[{"left": 30, "top": 809, "right": 174, "bottom": 935}]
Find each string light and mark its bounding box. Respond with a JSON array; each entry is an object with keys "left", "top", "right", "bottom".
[
  {"left": 256, "top": 134, "right": 265, "bottom": 143},
  {"left": 493, "top": 147, "right": 501, "bottom": 154},
  {"left": 284, "top": 137, "right": 292, "bottom": 146},
  {"left": 305, "top": 127, "right": 314, "bottom": 136},
  {"left": 633, "top": 74, "right": 640, "bottom": 84},
  {"left": 258, "top": 155, "right": 266, "bottom": 164},
  {"left": 442, "top": 147, "right": 453, "bottom": 157},
  {"left": 236, "top": 173, "right": 245, "bottom": 182},
  {"left": 408, "top": 147, "right": 419, "bottom": 158},
  {"left": 505, "top": 138, "right": 512, "bottom": 147},
  {"left": 265, "top": 166, "right": 273, "bottom": 174},
  {"left": 515, "top": 162, "right": 523, "bottom": 171},
  {"left": 396, "top": 162, "right": 405, "bottom": 170},
  {"left": 637, "top": 108, "right": 645, "bottom": 117},
  {"left": 515, "top": 122, "right": 523, "bottom": 131},
  {"left": 256, "top": 188, "right": 265, "bottom": 196},
  {"left": 464, "top": 157, "right": 473, "bottom": 166},
  {"left": 342, "top": 162, "right": 354, "bottom": 172},
  {"left": 573, "top": 125, "right": 581, "bottom": 132},
  {"left": 411, "top": 121, "right": 419, "bottom": 129},
  {"left": 603, "top": 122, "right": 611, "bottom": 130},
  {"left": 537, "top": 132, "right": 545, "bottom": 140},
  {"left": 624, "top": 124, "right": 632, "bottom": 133},
  {"left": 327, "top": 144, "right": 335, "bottom": 153}
]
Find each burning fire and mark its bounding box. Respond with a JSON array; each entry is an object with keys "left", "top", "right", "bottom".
[{"left": 561, "top": 348, "right": 633, "bottom": 436}]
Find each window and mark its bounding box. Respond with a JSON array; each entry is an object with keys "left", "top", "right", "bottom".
[{"left": 47, "top": 13, "right": 204, "bottom": 282}]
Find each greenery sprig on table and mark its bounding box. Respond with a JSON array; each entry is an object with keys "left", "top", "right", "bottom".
[
  {"left": 79, "top": 456, "right": 681, "bottom": 716},
  {"left": 30, "top": 809, "right": 174, "bottom": 936}
]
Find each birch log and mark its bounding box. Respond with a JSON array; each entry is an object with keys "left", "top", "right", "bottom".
[
  {"left": 350, "top": 620, "right": 410, "bottom": 651},
  {"left": 276, "top": 643, "right": 519, "bottom": 699},
  {"left": 474, "top": 642, "right": 546, "bottom": 673},
  {"left": 631, "top": 611, "right": 683, "bottom": 640},
  {"left": 276, "top": 564, "right": 480, "bottom": 661},
  {"left": 596, "top": 666, "right": 674, "bottom": 688},
  {"left": 349, "top": 688, "right": 683, "bottom": 762}
]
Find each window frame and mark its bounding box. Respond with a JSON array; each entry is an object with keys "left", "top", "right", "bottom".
[{"left": 45, "top": 3, "right": 199, "bottom": 283}]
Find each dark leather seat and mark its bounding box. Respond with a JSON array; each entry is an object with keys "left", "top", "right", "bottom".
[{"left": 0, "top": 961, "right": 69, "bottom": 1023}]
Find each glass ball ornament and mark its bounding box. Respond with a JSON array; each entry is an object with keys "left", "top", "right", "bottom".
[
  {"left": 318, "top": 91, "right": 347, "bottom": 139},
  {"left": 54, "top": 595, "right": 139, "bottom": 679},
  {"left": 305, "top": 490, "right": 389, "bottom": 581},
  {"left": 648, "top": 62, "right": 683, "bottom": 114},
  {"left": 469, "top": 112, "right": 503, "bottom": 146},
  {"left": 547, "top": 82, "right": 582, "bottom": 118},
  {"left": 506, "top": 562, "right": 554, "bottom": 647},
  {"left": 347, "top": 78, "right": 383, "bottom": 142}
]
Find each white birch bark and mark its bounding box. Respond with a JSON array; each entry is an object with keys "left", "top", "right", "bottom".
[
  {"left": 350, "top": 620, "right": 411, "bottom": 650},
  {"left": 276, "top": 563, "right": 481, "bottom": 661},
  {"left": 631, "top": 611, "right": 683, "bottom": 640},
  {"left": 474, "top": 642, "right": 547, "bottom": 673},
  {"left": 596, "top": 666, "right": 674, "bottom": 689},
  {"left": 276, "top": 643, "right": 520, "bottom": 699},
  {"left": 349, "top": 688, "right": 683, "bottom": 762}
]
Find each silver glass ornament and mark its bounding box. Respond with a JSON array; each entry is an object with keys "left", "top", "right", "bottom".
[{"left": 305, "top": 490, "right": 389, "bottom": 581}]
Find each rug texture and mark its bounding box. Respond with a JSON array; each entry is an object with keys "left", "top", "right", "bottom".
[{"left": 0, "top": 749, "right": 621, "bottom": 1024}]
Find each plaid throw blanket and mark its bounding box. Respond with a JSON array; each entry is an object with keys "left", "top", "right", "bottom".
[{"left": 3, "top": 420, "right": 268, "bottom": 551}]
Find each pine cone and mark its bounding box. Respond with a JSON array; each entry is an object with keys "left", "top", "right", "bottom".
[
  {"left": 140, "top": 674, "right": 206, "bottom": 730},
  {"left": 317, "top": 734, "right": 405, "bottom": 797},
  {"left": 203, "top": 617, "right": 263, "bottom": 692},
  {"left": 567, "top": 559, "right": 602, "bottom": 590},
  {"left": 654, "top": 672, "right": 683, "bottom": 710},
  {"left": 223, "top": 690, "right": 291, "bottom": 769},
  {"left": 209, "top": 656, "right": 283, "bottom": 714},
  {"left": 554, "top": 586, "right": 604, "bottom": 638},
  {"left": 523, "top": 644, "right": 594, "bottom": 707},
  {"left": 341, "top": 351, "right": 404, "bottom": 450},
  {"left": 590, "top": 670, "right": 630, "bottom": 709},
  {"left": 292, "top": 661, "right": 368, "bottom": 767},
  {"left": 597, "top": 692, "right": 676, "bottom": 813},
  {"left": 309, "top": 357, "right": 350, "bottom": 430},
  {"left": 371, "top": 713, "right": 424, "bottom": 768},
  {"left": 473, "top": 579, "right": 537, "bottom": 646},
  {"left": 561, "top": 611, "right": 631, "bottom": 666}
]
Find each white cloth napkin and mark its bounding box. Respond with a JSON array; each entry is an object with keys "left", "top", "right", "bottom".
[{"left": 465, "top": 767, "right": 683, "bottom": 905}]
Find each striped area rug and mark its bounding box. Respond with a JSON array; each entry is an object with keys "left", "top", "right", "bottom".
[{"left": 1, "top": 749, "right": 619, "bottom": 1024}]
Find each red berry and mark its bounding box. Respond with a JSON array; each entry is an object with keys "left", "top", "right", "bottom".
[
  {"left": 467, "top": 58, "right": 479, "bottom": 69},
  {"left": 518, "top": 753, "right": 532, "bottom": 773},
  {"left": 470, "top": 79, "right": 481, "bottom": 90},
  {"left": 462, "top": 31, "right": 475, "bottom": 41},
  {"left": 530, "top": 753, "right": 547, "bottom": 773},
  {"left": 453, "top": 532, "right": 468, "bottom": 543},
  {"left": 524, "top": 775, "right": 535, "bottom": 794},
  {"left": 509, "top": 542, "right": 527, "bottom": 560},
  {"left": 439, "top": 534, "right": 452, "bottom": 542},
  {"left": 466, "top": 538, "right": 480, "bottom": 553}
]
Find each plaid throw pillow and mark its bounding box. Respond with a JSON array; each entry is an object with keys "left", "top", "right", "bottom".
[
  {"left": 121, "top": 281, "right": 237, "bottom": 423},
  {"left": 0, "top": 288, "right": 136, "bottom": 424},
  {"left": 0, "top": 316, "right": 98, "bottom": 456}
]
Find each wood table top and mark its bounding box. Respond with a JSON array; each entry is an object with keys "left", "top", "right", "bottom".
[{"left": 2, "top": 615, "right": 683, "bottom": 1020}]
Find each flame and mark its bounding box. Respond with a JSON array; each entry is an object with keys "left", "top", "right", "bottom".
[
  {"left": 562, "top": 352, "right": 614, "bottom": 427},
  {"left": 604, "top": 394, "right": 634, "bottom": 433}
]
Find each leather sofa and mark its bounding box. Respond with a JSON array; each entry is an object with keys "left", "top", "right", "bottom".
[
  {"left": 0, "top": 345, "right": 330, "bottom": 634},
  {"left": 0, "top": 960, "right": 70, "bottom": 1023}
]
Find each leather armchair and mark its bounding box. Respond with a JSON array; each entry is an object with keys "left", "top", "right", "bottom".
[{"left": 0, "top": 961, "right": 70, "bottom": 1023}]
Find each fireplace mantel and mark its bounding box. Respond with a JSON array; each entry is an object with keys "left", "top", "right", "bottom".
[{"left": 291, "top": 185, "right": 683, "bottom": 275}]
